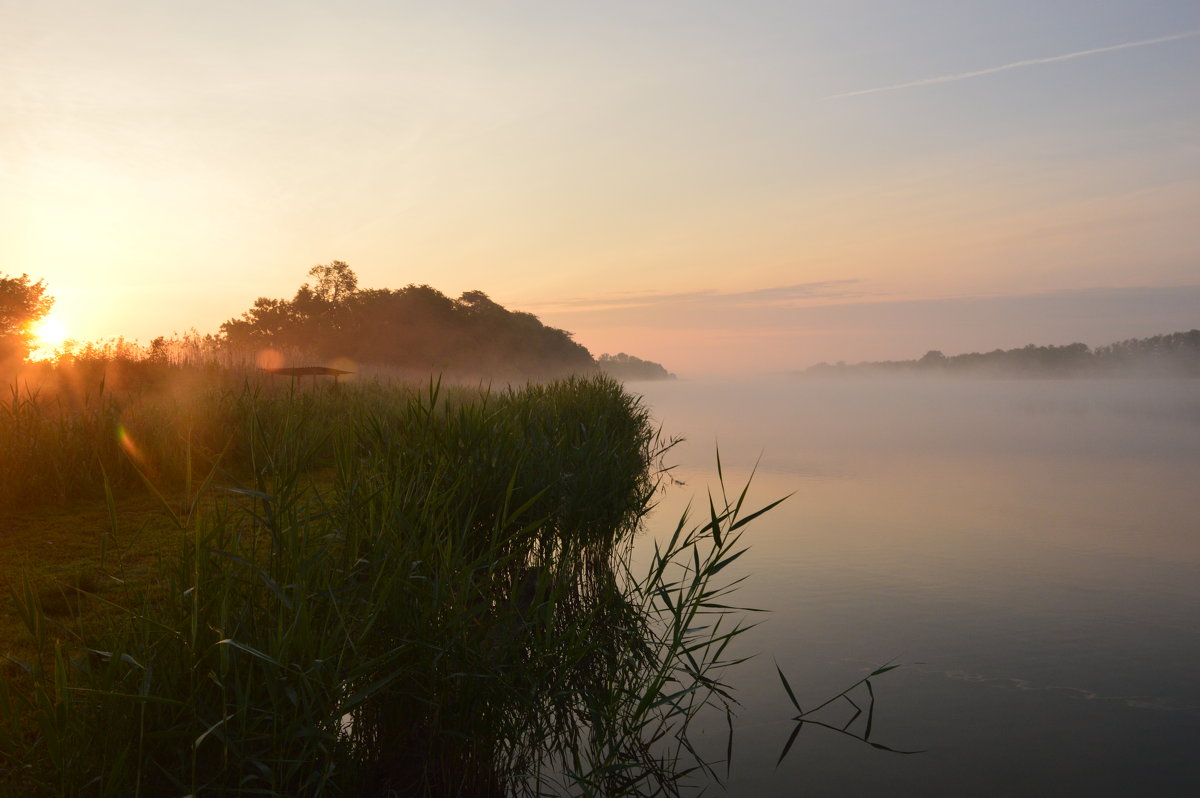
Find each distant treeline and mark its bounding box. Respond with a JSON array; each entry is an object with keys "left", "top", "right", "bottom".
[
  {"left": 218, "top": 262, "right": 673, "bottom": 380},
  {"left": 806, "top": 329, "right": 1200, "bottom": 377}
]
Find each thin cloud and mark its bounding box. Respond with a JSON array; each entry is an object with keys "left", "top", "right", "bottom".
[
  {"left": 825, "top": 28, "right": 1200, "bottom": 100},
  {"left": 528, "top": 280, "right": 870, "bottom": 313}
]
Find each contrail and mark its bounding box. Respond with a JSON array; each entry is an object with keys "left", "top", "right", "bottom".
[{"left": 824, "top": 28, "right": 1200, "bottom": 100}]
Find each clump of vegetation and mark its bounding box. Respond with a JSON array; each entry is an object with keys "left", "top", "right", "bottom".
[
  {"left": 221, "top": 262, "right": 595, "bottom": 379},
  {"left": 1, "top": 357, "right": 289, "bottom": 510},
  {"left": 0, "top": 373, "right": 764, "bottom": 796},
  {"left": 597, "top": 353, "right": 676, "bottom": 382}
]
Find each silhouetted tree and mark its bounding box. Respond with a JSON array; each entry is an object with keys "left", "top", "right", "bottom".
[
  {"left": 918, "top": 350, "right": 947, "bottom": 369},
  {"left": 0, "top": 272, "right": 54, "bottom": 363},
  {"left": 305, "top": 260, "right": 358, "bottom": 304},
  {"left": 220, "top": 264, "right": 601, "bottom": 377},
  {"left": 221, "top": 297, "right": 303, "bottom": 349},
  {"left": 597, "top": 353, "right": 674, "bottom": 380}
]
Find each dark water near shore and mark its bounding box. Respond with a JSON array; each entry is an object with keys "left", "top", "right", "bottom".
[{"left": 634, "top": 377, "right": 1200, "bottom": 797}]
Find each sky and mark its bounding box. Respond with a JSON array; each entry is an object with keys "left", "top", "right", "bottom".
[{"left": 3, "top": 0, "right": 1198, "bottom": 374}]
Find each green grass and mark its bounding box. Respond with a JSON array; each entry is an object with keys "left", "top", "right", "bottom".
[{"left": 0, "top": 366, "right": 769, "bottom": 796}]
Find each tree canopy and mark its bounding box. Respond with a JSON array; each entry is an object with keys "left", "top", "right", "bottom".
[
  {"left": 221, "top": 263, "right": 602, "bottom": 377},
  {"left": 0, "top": 272, "right": 54, "bottom": 363}
]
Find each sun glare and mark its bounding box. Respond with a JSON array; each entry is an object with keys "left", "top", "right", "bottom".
[{"left": 33, "top": 316, "right": 69, "bottom": 350}]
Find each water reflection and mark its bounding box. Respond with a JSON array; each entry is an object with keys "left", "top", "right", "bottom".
[{"left": 634, "top": 377, "right": 1200, "bottom": 796}]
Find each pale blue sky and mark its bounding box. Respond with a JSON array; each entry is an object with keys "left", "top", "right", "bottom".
[{"left": 3, "top": 1, "right": 1197, "bottom": 372}]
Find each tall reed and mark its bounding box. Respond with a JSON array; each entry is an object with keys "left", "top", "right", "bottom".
[{"left": 1, "top": 374, "right": 767, "bottom": 797}]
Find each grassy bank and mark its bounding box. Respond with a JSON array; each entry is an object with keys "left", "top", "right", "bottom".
[{"left": 1, "top": 370, "right": 762, "bottom": 796}]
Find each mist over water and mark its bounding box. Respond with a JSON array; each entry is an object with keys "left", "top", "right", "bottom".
[{"left": 634, "top": 377, "right": 1200, "bottom": 797}]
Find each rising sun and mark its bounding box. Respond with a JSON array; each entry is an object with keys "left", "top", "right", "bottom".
[{"left": 33, "top": 315, "right": 69, "bottom": 350}]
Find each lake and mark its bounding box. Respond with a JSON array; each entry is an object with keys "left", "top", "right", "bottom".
[{"left": 632, "top": 377, "right": 1200, "bottom": 797}]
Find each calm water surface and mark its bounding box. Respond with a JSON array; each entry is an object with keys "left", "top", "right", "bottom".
[{"left": 632, "top": 377, "right": 1200, "bottom": 797}]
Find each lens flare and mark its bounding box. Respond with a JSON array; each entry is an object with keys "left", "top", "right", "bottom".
[
  {"left": 117, "top": 423, "right": 144, "bottom": 464},
  {"left": 256, "top": 349, "right": 285, "bottom": 370}
]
